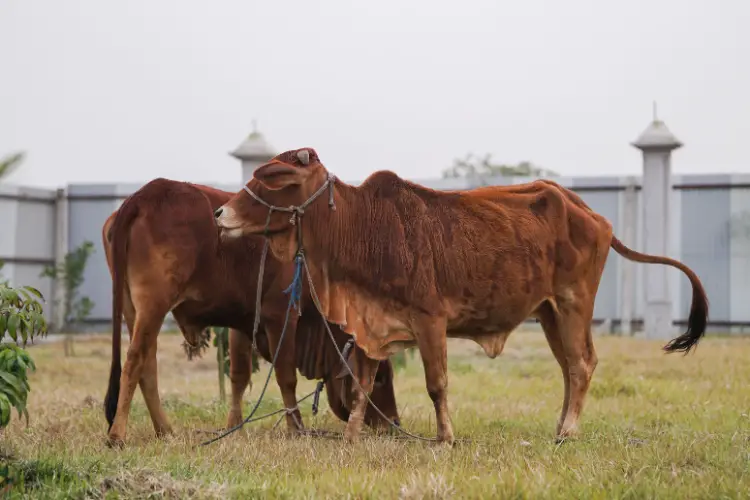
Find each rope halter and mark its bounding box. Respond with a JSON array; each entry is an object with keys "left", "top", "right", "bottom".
[{"left": 243, "top": 172, "right": 337, "bottom": 231}]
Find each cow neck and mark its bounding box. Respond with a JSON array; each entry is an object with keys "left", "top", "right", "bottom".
[
  {"left": 301, "top": 180, "right": 375, "bottom": 291},
  {"left": 238, "top": 173, "right": 334, "bottom": 351}
]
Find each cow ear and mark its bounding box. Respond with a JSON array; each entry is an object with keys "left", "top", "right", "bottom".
[{"left": 253, "top": 161, "right": 310, "bottom": 190}]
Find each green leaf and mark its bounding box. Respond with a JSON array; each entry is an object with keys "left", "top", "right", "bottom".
[
  {"left": 6, "top": 314, "right": 19, "bottom": 343},
  {"left": 0, "top": 151, "right": 25, "bottom": 178},
  {"left": 0, "top": 370, "right": 24, "bottom": 393},
  {"left": 4, "top": 289, "right": 18, "bottom": 306},
  {"left": 0, "top": 313, "right": 7, "bottom": 339},
  {"left": 22, "top": 286, "right": 45, "bottom": 301},
  {"left": 19, "top": 318, "right": 28, "bottom": 345}
]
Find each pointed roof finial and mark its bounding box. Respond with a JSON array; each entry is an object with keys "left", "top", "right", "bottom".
[
  {"left": 631, "top": 103, "right": 682, "bottom": 151},
  {"left": 230, "top": 120, "right": 276, "bottom": 160}
]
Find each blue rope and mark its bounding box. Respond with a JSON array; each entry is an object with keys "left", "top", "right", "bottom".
[{"left": 283, "top": 253, "right": 304, "bottom": 311}]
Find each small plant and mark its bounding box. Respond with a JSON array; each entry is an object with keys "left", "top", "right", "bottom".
[
  {"left": 212, "top": 328, "right": 259, "bottom": 402},
  {"left": 40, "top": 241, "right": 95, "bottom": 332},
  {"left": 213, "top": 327, "right": 230, "bottom": 378},
  {"left": 0, "top": 276, "right": 47, "bottom": 429},
  {"left": 391, "top": 351, "right": 407, "bottom": 371},
  {"left": 391, "top": 348, "right": 418, "bottom": 372}
]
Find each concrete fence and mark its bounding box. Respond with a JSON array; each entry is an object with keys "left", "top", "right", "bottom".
[
  {"left": 2, "top": 118, "right": 748, "bottom": 335},
  {"left": 2, "top": 173, "right": 749, "bottom": 335}
]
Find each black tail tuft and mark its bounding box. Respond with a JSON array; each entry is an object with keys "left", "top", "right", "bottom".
[
  {"left": 663, "top": 286, "right": 709, "bottom": 355},
  {"left": 104, "top": 360, "right": 121, "bottom": 429}
]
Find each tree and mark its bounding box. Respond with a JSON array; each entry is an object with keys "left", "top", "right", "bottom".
[
  {"left": 442, "top": 153, "right": 559, "bottom": 185},
  {"left": 40, "top": 241, "right": 95, "bottom": 333}
]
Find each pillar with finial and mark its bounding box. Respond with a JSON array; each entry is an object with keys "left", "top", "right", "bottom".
[
  {"left": 230, "top": 120, "right": 277, "bottom": 184},
  {"left": 631, "top": 103, "right": 682, "bottom": 340}
]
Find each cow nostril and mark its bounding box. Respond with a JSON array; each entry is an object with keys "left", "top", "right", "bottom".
[{"left": 213, "top": 208, "right": 223, "bottom": 218}]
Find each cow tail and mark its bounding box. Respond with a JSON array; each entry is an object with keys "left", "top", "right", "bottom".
[
  {"left": 610, "top": 235, "right": 709, "bottom": 354},
  {"left": 104, "top": 196, "right": 139, "bottom": 429}
]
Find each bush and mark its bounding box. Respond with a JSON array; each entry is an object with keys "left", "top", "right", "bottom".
[{"left": 0, "top": 278, "right": 47, "bottom": 428}]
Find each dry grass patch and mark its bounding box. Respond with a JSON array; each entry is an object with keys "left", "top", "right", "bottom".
[{"left": 1, "top": 330, "right": 749, "bottom": 498}]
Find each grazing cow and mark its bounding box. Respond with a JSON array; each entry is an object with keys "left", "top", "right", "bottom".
[
  {"left": 214, "top": 147, "right": 709, "bottom": 445},
  {"left": 102, "top": 178, "right": 400, "bottom": 447}
]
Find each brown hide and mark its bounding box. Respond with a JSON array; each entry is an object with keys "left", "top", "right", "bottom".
[
  {"left": 102, "top": 178, "right": 399, "bottom": 446},
  {"left": 215, "top": 147, "right": 709, "bottom": 444}
]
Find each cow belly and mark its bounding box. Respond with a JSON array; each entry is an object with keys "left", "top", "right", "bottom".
[
  {"left": 323, "top": 283, "right": 542, "bottom": 361},
  {"left": 451, "top": 331, "right": 513, "bottom": 358},
  {"left": 444, "top": 296, "right": 548, "bottom": 358}
]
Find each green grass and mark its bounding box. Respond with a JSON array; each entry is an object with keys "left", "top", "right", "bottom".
[{"left": 1, "top": 330, "right": 749, "bottom": 498}]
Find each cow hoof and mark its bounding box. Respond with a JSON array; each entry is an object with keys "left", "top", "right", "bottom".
[
  {"left": 554, "top": 434, "right": 579, "bottom": 445},
  {"left": 344, "top": 432, "right": 361, "bottom": 444},
  {"left": 432, "top": 434, "right": 455, "bottom": 448},
  {"left": 155, "top": 427, "right": 174, "bottom": 439},
  {"left": 555, "top": 425, "right": 578, "bottom": 444},
  {"left": 226, "top": 414, "right": 243, "bottom": 429},
  {"left": 106, "top": 436, "right": 125, "bottom": 449}
]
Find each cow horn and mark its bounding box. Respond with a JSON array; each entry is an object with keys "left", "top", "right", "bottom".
[{"left": 296, "top": 149, "right": 310, "bottom": 165}]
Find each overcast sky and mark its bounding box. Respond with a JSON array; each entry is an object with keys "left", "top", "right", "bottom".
[{"left": 1, "top": 0, "right": 748, "bottom": 188}]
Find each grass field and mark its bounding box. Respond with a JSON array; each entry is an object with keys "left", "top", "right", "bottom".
[{"left": 1, "top": 330, "right": 749, "bottom": 499}]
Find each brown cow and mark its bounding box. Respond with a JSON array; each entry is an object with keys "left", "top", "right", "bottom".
[
  {"left": 214, "top": 147, "right": 709, "bottom": 445},
  {"left": 102, "top": 177, "right": 400, "bottom": 447}
]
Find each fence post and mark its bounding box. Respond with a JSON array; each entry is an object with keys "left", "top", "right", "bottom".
[
  {"left": 619, "top": 177, "right": 637, "bottom": 335},
  {"left": 631, "top": 106, "right": 681, "bottom": 340},
  {"left": 215, "top": 327, "right": 226, "bottom": 403},
  {"left": 52, "top": 188, "right": 68, "bottom": 333}
]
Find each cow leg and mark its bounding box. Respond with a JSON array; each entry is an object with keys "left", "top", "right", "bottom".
[
  {"left": 555, "top": 293, "right": 598, "bottom": 441},
  {"left": 138, "top": 338, "right": 172, "bottom": 438},
  {"left": 107, "top": 301, "right": 169, "bottom": 445},
  {"left": 122, "top": 288, "right": 137, "bottom": 335},
  {"left": 415, "top": 318, "right": 454, "bottom": 445},
  {"left": 227, "top": 328, "right": 253, "bottom": 428},
  {"left": 264, "top": 319, "right": 303, "bottom": 432},
  {"left": 126, "top": 290, "right": 172, "bottom": 438},
  {"left": 343, "top": 347, "right": 380, "bottom": 443},
  {"left": 536, "top": 301, "right": 570, "bottom": 436}
]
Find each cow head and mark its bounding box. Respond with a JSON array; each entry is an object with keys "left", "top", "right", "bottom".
[
  {"left": 214, "top": 147, "right": 333, "bottom": 262},
  {"left": 364, "top": 359, "right": 401, "bottom": 429},
  {"left": 328, "top": 358, "right": 401, "bottom": 431}
]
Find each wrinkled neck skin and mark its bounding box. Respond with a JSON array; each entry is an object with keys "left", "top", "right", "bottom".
[
  {"left": 265, "top": 224, "right": 299, "bottom": 264},
  {"left": 287, "top": 181, "right": 366, "bottom": 326}
]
